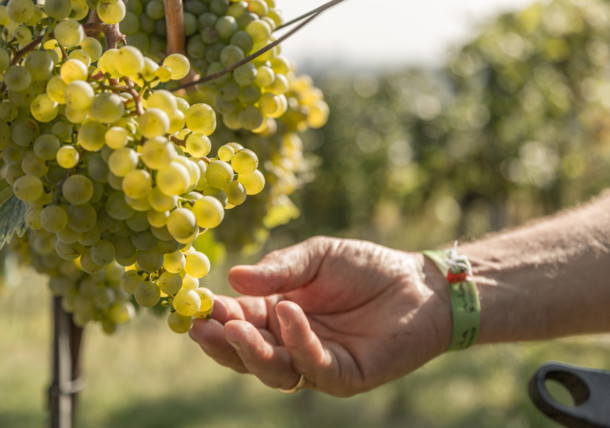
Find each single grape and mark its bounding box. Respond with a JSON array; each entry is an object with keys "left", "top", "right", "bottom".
[
  {"left": 24, "top": 50, "right": 54, "bottom": 81},
  {"left": 156, "top": 161, "right": 190, "bottom": 196},
  {"left": 4, "top": 65, "right": 31, "bottom": 92},
  {"left": 33, "top": 134, "right": 61, "bottom": 161},
  {"left": 79, "top": 36, "right": 103, "bottom": 62},
  {"left": 97, "top": 0, "right": 126, "bottom": 24},
  {"left": 194, "top": 287, "right": 214, "bottom": 318},
  {"left": 108, "top": 147, "right": 138, "bottom": 177},
  {"left": 238, "top": 169, "right": 265, "bottom": 195},
  {"left": 138, "top": 108, "right": 170, "bottom": 138},
  {"left": 105, "top": 126, "right": 130, "bottom": 149},
  {"left": 157, "top": 271, "right": 182, "bottom": 295},
  {"left": 90, "top": 92, "right": 125, "bottom": 123},
  {"left": 185, "top": 133, "right": 211, "bottom": 158},
  {"left": 77, "top": 120, "right": 107, "bottom": 151},
  {"left": 13, "top": 174, "right": 44, "bottom": 202},
  {"left": 115, "top": 46, "right": 144, "bottom": 77},
  {"left": 46, "top": 76, "right": 67, "bottom": 104},
  {"left": 62, "top": 174, "right": 94, "bottom": 205},
  {"left": 166, "top": 208, "right": 198, "bottom": 241},
  {"left": 231, "top": 148, "right": 258, "bottom": 174},
  {"left": 167, "top": 311, "right": 193, "bottom": 334},
  {"left": 122, "top": 169, "right": 152, "bottom": 199},
  {"left": 56, "top": 145, "right": 79, "bottom": 169},
  {"left": 163, "top": 250, "right": 185, "bottom": 273},
  {"left": 54, "top": 19, "right": 84, "bottom": 48},
  {"left": 89, "top": 240, "right": 116, "bottom": 266},
  {"left": 141, "top": 136, "right": 175, "bottom": 169},
  {"left": 185, "top": 103, "right": 216, "bottom": 135},
  {"left": 30, "top": 94, "right": 59, "bottom": 123},
  {"left": 192, "top": 195, "right": 224, "bottom": 228},
  {"left": 225, "top": 180, "right": 247, "bottom": 206},
  {"left": 60, "top": 59, "right": 88, "bottom": 84},
  {"left": 184, "top": 251, "right": 210, "bottom": 279},
  {"left": 162, "top": 53, "right": 190, "bottom": 80},
  {"left": 134, "top": 281, "right": 161, "bottom": 307},
  {"left": 172, "top": 288, "right": 201, "bottom": 316},
  {"left": 64, "top": 81, "right": 94, "bottom": 110},
  {"left": 206, "top": 160, "right": 233, "bottom": 189},
  {"left": 40, "top": 204, "right": 68, "bottom": 232}
]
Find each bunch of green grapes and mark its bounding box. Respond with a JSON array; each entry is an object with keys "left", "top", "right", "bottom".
[
  {"left": 116, "top": 0, "right": 330, "bottom": 252},
  {"left": 0, "top": 0, "right": 265, "bottom": 333},
  {"left": 125, "top": 0, "right": 292, "bottom": 132},
  {"left": 11, "top": 227, "right": 135, "bottom": 333},
  {"left": 212, "top": 71, "right": 329, "bottom": 251}
]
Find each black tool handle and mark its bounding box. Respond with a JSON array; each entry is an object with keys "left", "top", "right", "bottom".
[{"left": 528, "top": 362, "right": 610, "bottom": 427}]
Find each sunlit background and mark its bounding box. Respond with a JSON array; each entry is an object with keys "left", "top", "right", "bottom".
[
  {"left": 280, "top": 0, "right": 535, "bottom": 68},
  {"left": 3, "top": 0, "right": 610, "bottom": 427}
]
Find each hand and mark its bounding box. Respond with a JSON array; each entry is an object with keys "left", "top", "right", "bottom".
[{"left": 189, "top": 236, "right": 451, "bottom": 397}]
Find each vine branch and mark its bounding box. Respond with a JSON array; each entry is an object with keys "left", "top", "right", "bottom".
[{"left": 170, "top": 0, "right": 346, "bottom": 91}]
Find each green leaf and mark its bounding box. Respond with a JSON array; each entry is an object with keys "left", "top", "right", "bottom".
[
  {"left": 0, "top": 195, "right": 27, "bottom": 250},
  {"left": 0, "top": 180, "right": 14, "bottom": 209}
]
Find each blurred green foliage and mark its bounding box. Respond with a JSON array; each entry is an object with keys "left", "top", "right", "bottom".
[{"left": 279, "top": 0, "right": 610, "bottom": 251}]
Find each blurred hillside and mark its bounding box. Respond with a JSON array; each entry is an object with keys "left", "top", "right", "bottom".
[{"left": 274, "top": 0, "right": 610, "bottom": 252}]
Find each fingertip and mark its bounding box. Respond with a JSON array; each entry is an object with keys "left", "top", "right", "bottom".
[
  {"left": 227, "top": 264, "right": 265, "bottom": 294},
  {"left": 188, "top": 318, "right": 205, "bottom": 342},
  {"left": 188, "top": 317, "right": 220, "bottom": 345},
  {"left": 275, "top": 300, "right": 303, "bottom": 328},
  {"left": 224, "top": 319, "right": 251, "bottom": 345}
]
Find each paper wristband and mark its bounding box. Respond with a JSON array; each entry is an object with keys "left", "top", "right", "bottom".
[{"left": 422, "top": 249, "right": 481, "bottom": 351}]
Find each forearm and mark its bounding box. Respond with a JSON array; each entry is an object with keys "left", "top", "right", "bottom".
[{"left": 458, "top": 191, "right": 610, "bottom": 344}]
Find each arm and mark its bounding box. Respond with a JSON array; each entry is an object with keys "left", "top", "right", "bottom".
[
  {"left": 464, "top": 190, "right": 610, "bottom": 343},
  {"left": 189, "top": 190, "right": 610, "bottom": 396}
]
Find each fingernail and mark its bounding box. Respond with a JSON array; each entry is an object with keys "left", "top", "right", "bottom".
[
  {"left": 276, "top": 305, "right": 291, "bottom": 329},
  {"left": 225, "top": 325, "right": 243, "bottom": 351},
  {"left": 227, "top": 338, "right": 242, "bottom": 351}
]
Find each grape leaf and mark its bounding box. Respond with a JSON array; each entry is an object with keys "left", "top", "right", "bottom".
[
  {"left": 0, "top": 194, "right": 27, "bottom": 250},
  {"left": 0, "top": 180, "right": 13, "bottom": 208}
]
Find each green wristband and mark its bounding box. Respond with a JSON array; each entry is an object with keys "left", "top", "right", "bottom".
[{"left": 423, "top": 248, "right": 481, "bottom": 352}]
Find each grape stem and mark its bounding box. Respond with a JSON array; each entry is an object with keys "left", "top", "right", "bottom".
[
  {"left": 170, "top": 0, "right": 347, "bottom": 91},
  {"left": 83, "top": 22, "right": 125, "bottom": 50}
]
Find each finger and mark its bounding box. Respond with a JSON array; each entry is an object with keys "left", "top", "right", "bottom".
[
  {"left": 228, "top": 236, "right": 333, "bottom": 296},
  {"left": 212, "top": 295, "right": 275, "bottom": 329},
  {"left": 189, "top": 318, "right": 247, "bottom": 373},
  {"left": 275, "top": 301, "right": 335, "bottom": 382},
  {"left": 224, "top": 320, "right": 300, "bottom": 390}
]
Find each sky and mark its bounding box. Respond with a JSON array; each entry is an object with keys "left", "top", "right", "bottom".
[{"left": 277, "top": 0, "right": 537, "bottom": 69}]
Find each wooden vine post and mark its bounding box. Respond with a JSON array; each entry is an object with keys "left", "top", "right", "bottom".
[{"left": 48, "top": 297, "right": 84, "bottom": 428}]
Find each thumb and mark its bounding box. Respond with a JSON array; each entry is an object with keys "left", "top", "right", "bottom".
[{"left": 227, "top": 237, "right": 331, "bottom": 296}]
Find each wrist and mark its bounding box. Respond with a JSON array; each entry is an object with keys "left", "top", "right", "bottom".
[{"left": 418, "top": 253, "right": 453, "bottom": 352}]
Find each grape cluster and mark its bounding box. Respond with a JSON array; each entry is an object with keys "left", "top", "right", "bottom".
[
  {"left": 0, "top": 0, "right": 265, "bottom": 333},
  {"left": 112, "top": 0, "right": 331, "bottom": 251},
  {"left": 212, "top": 70, "right": 329, "bottom": 251},
  {"left": 125, "top": 0, "right": 293, "bottom": 132}
]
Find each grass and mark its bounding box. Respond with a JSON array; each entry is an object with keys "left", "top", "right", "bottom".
[{"left": 1, "top": 267, "right": 609, "bottom": 428}]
